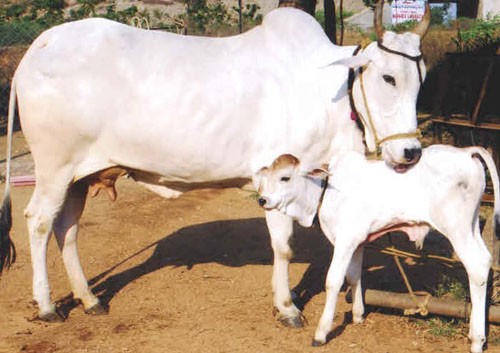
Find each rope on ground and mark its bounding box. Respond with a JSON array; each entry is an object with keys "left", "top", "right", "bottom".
[{"left": 391, "top": 247, "right": 430, "bottom": 316}]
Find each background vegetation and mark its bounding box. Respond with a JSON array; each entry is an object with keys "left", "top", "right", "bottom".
[{"left": 0, "top": 0, "right": 498, "bottom": 126}]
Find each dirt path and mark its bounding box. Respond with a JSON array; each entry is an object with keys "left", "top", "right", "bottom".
[{"left": 0, "top": 131, "right": 499, "bottom": 353}]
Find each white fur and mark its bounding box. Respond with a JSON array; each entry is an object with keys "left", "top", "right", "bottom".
[
  {"left": 257, "top": 145, "right": 499, "bottom": 353},
  {"left": 6, "top": 8, "right": 426, "bottom": 322}
]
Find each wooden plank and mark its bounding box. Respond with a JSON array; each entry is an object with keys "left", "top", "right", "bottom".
[
  {"left": 471, "top": 58, "right": 495, "bottom": 125},
  {"left": 364, "top": 289, "right": 500, "bottom": 323},
  {"left": 432, "top": 117, "right": 500, "bottom": 131}
]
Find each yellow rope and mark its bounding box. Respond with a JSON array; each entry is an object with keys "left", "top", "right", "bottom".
[
  {"left": 391, "top": 248, "right": 429, "bottom": 316},
  {"left": 358, "top": 64, "right": 421, "bottom": 158}
]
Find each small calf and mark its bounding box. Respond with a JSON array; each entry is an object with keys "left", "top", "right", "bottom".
[{"left": 256, "top": 145, "right": 499, "bottom": 353}]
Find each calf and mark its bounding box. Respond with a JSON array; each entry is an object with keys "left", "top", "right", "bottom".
[{"left": 255, "top": 145, "right": 499, "bottom": 353}]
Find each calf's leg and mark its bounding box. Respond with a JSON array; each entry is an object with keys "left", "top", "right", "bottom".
[
  {"left": 447, "top": 227, "right": 491, "bottom": 353},
  {"left": 265, "top": 210, "right": 303, "bottom": 327},
  {"left": 313, "top": 238, "right": 360, "bottom": 346}
]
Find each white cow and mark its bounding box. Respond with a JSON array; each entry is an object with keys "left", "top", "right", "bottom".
[
  {"left": 255, "top": 145, "right": 500, "bottom": 353},
  {"left": 0, "top": 1, "right": 430, "bottom": 324}
]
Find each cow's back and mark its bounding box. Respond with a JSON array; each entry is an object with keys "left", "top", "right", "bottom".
[{"left": 15, "top": 9, "right": 357, "bottom": 184}]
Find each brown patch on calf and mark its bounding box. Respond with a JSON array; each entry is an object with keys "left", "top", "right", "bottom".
[
  {"left": 270, "top": 154, "right": 300, "bottom": 170},
  {"left": 85, "top": 167, "right": 128, "bottom": 201}
]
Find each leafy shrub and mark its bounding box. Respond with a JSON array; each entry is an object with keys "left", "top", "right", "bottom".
[
  {"left": 430, "top": 3, "right": 450, "bottom": 26},
  {"left": 434, "top": 274, "right": 467, "bottom": 301},
  {"left": 187, "top": 0, "right": 230, "bottom": 33},
  {"left": 232, "top": 3, "right": 262, "bottom": 28},
  {"left": 452, "top": 15, "right": 500, "bottom": 53},
  {"left": 0, "top": 21, "right": 47, "bottom": 46}
]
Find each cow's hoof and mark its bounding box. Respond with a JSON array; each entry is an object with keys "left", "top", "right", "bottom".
[
  {"left": 38, "top": 311, "right": 65, "bottom": 322},
  {"left": 311, "top": 339, "right": 325, "bottom": 347},
  {"left": 279, "top": 315, "right": 305, "bottom": 328},
  {"left": 85, "top": 303, "right": 108, "bottom": 316}
]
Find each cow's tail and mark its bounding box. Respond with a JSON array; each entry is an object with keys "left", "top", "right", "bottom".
[
  {"left": 0, "top": 75, "right": 17, "bottom": 273},
  {"left": 469, "top": 146, "right": 500, "bottom": 239}
]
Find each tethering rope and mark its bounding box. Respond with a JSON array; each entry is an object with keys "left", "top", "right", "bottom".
[
  {"left": 365, "top": 235, "right": 500, "bottom": 316},
  {"left": 358, "top": 69, "right": 422, "bottom": 160}
]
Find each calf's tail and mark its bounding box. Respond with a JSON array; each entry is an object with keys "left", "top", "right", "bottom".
[
  {"left": 469, "top": 146, "right": 500, "bottom": 238},
  {"left": 0, "top": 76, "right": 17, "bottom": 273}
]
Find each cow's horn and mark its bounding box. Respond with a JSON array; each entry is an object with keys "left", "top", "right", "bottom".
[
  {"left": 412, "top": 2, "right": 431, "bottom": 38},
  {"left": 374, "top": 0, "right": 385, "bottom": 41}
]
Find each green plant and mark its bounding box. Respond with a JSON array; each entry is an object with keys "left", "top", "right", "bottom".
[
  {"left": 187, "top": 0, "right": 230, "bottom": 33},
  {"left": 387, "top": 19, "right": 418, "bottom": 33},
  {"left": 430, "top": 3, "right": 450, "bottom": 26},
  {"left": 452, "top": 15, "right": 500, "bottom": 53},
  {"left": 68, "top": 0, "right": 139, "bottom": 24},
  {"left": 434, "top": 274, "right": 467, "bottom": 301},
  {"left": 426, "top": 317, "right": 463, "bottom": 337},
  {"left": 232, "top": 3, "right": 262, "bottom": 27}
]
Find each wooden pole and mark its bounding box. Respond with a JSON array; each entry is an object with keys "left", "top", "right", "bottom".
[
  {"left": 238, "top": 0, "right": 243, "bottom": 33},
  {"left": 324, "top": 0, "right": 337, "bottom": 44},
  {"left": 364, "top": 289, "right": 500, "bottom": 323}
]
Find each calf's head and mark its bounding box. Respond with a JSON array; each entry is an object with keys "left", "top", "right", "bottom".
[{"left": 255, "top": 154, "right": 329, "bottom": 227}]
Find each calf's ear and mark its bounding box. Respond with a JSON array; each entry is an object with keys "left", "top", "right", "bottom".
[
  {"left": 256, "top": 166, "right": 268, "bottom": 176},
  {"left": 307, "top": 168, "right": 330, "bottom": 178}
]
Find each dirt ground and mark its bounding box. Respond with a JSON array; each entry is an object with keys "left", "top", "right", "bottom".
[{"left": 0, "top": 131, "right": 499, "bottom": 353}]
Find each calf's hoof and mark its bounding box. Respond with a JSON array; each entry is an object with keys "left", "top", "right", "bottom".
[
  {"left": 353, "top": 315, "right": 364, "bottom": 324},
  {"left": 311, "top": 339, "right": 325, "bottom": 347},
  {"left": 85, "top": 303, "right": 108, "bottom": 316}
]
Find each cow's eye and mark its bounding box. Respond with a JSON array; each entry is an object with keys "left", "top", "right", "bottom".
[
  {"left": 280, "top": 176, "right": 291, "bottom": 182},
  {"left": 382, "top": 75, "right": 396, "bottom": 86}
]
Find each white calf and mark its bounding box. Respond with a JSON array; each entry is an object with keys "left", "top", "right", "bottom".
[{"left": 255, "top": 145, "right": 499, "bottom": 353}]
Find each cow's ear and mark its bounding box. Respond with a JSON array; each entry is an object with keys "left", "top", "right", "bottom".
[{"left": 327, "top": 53, "right": 371, "bottom": 69}]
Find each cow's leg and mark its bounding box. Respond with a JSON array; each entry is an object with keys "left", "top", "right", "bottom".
[
  {"left": 346, "top": 246, "right": 364, "bottom": 324},
  {"left": 447, "top": 226, "right": 491, "bottom": 353},
  {"left": 25, "top": 175, "right": 72, "bottom": 321},
  {"left": 53, "top": 181, "right": 105, "bottom": 315},
  {"left": 265, "top": 210, "right": 303, "bottom": 327},
  {"left": 313, "top": 239, "right": 358, "bottom": 346}
]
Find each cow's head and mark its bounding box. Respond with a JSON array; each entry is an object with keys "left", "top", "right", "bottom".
[
  {"left": 331, "top": 0, "right": 430, "bottom": 172},
  {"left": 255, "top": 154, "right": 329, "bottom": 227}
]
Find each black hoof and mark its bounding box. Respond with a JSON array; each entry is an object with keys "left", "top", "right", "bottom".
[
  {"left": 85, "top": 303, "right": 108, "bottom": 316},
  {"left": 38, "top": 311, "right": 65, "bottom": 322},
  {"left": 279, "top": 315, "right": 305, "bottom": 328},
  {"left": 312, "top": 339, "right": 325, "bottom": 347}
]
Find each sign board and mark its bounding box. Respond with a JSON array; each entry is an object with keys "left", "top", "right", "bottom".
[{"left": 391, "top": 0, "right": 426, "bottom": 24}]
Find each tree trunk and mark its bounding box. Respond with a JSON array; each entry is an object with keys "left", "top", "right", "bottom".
[
  {"left": 278, "top": 0, "right": 317, "bottom": 17},
  {"left": 324, "top": 0, "right": 336, "bottom": 44}
]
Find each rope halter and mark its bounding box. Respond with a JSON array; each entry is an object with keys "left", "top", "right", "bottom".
[{"left": 348, "top": 43, "right": 423, "bottom": 159}]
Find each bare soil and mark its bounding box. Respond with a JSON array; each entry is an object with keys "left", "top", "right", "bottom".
[{"left": 0, "top": 131, "right": 499, "bottom": 353}]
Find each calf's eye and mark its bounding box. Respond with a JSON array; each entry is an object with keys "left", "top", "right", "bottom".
[
  {"left": 280, "top": 176, "right": 291, "bottom": 182},
  {"left": 382, "top": 74, "right": 396, "bottom": 86}
]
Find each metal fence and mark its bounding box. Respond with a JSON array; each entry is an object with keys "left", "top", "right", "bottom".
[{"left": 0, "top": 22, "right": 46, "bottom": 131}]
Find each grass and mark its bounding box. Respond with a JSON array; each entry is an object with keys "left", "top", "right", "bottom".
[
  {"left": 425, "top": 317, "right": 465, "bottom": 337},
  {"left": 434, "top": 274, "right": 468, "bottom": 301}
]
